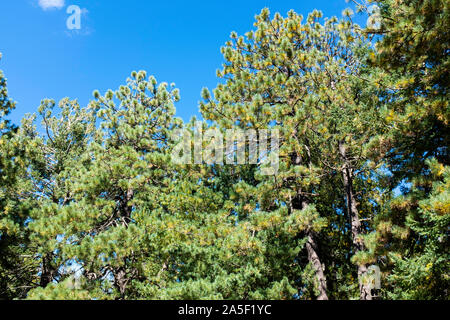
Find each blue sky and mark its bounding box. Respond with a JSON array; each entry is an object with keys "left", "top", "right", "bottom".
[{"left": 0, "top": 0, "right": 363, "bottom": 126}]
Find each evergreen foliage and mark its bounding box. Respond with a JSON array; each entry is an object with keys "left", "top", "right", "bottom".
[{"left": 0, "top": 1, "right": 448, "bottom": 300}]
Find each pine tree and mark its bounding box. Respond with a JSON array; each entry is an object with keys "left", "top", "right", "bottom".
[
  {"left": 1, "top": 1, "right": 448, "bottom": 300},
  {"left": 350, "top": 0, "right": 450, "bottom": 299},
  {"left": 23, "top": 72, "right": 264, "bottom": 299},
  {"left": 200, "top": 8, "right": 385, "bottom": 299},
  {"left": 0, "top": 53, "right": 15, "bottom": 136},
  {"left": 0, "top": 54, "right": 36, "bottom": 299}
]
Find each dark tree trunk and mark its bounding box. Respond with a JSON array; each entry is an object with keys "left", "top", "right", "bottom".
[
  {"left": 115, "top": 267, "right": 128, "bottom": 299},
  {"left": 291, "top": 154, "right": 328, "bottom": 300},
  {"left": 305, "top": 230, "right": 328, "bottom": 300},
  {"left": 292, "top": 193, "right": 328, "bottom": 300},
  {"left": 298, "top": 194, "right": 328, "bottom": 301},
  {"left": 338, "top": 140, "right": 372, "bottom": 300},
  {"left": 40, "top": 254, "right": 56, "bottom": 288}
]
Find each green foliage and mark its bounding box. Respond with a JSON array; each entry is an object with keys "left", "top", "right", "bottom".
[
  {"left": 0, "top": 2, "right": 448, "bottom": 300},
  {"left": 0, "top": 54, "right": 15, "bottom": 136},
  {"left": 200, "top": 7, "right": 388, "bottom": 299},
  {"left": 387, "top": 160, "right": 449, "bottom": 299},
  {"left": 0, "top": 55, "right": 37, "bottom": 299},
  {"left": 351, "top": 0, "right": 449, "bottom": 300}
]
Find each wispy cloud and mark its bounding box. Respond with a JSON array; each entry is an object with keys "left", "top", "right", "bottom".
[{"left": 38, "top": 0, "right": 65, "bottom": 10}]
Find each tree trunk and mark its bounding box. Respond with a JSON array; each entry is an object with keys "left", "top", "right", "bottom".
[
  {"left": 40, "top": 254, "right": 55, "bottom": 288},
  {"left": 291, "top": 180, "right": 328, "bottom": 298},
  {"left": 115, "top": 267, "right": 128, "bottom": 299},
  {"left": 305, "top": 230, "right": 328, "bottom": 300},
  {"left": 338, "top": 140, "right": 372, "bottom": 300},
  {"left": 297, "top": 193, "right": 328, "bottom": 301},
  {"left": 290, "top": 135, "right": 328, "bottom": 300}
]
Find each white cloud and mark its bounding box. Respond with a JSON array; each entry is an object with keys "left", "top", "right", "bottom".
[{"left": 38, "top": 0, "right": 65, "bottom": 10}]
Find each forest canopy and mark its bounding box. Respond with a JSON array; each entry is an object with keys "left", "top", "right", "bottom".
[{"left": 0, "top": 0, "right": 448, "bottom": 300}]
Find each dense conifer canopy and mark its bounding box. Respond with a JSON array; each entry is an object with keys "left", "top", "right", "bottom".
[{"left": 0, "top": 0, "right": 448, "bottom": 300}]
